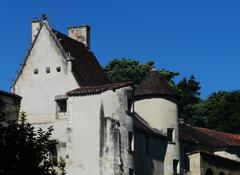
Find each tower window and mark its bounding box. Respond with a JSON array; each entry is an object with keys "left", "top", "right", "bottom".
[
  {"left": 46, "top": 67, "right": 50, "bottom": 73},
  {"left": 173, "top": 159, "right": 179, "bottom": 175},
  {"left": 128, "top": 131, "right": 134, "bottom": 152},
  {"left": 129, "top": 168, "right": 134, "bottom": 175},
  {"left": 167, "top": 128, "right": 174, "bottom": 143},
  {"left": 33, "top": 68, "right": 38, "bottom": 74}
]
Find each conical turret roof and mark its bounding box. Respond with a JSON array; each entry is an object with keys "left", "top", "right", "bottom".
[{"left": 134, "top": 69, "right": 178, "bottom": 97}]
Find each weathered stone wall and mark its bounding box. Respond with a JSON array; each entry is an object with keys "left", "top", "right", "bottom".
[
  {"left": 0, "top": 93, "right": 21, "bottom": 121},
  {"left": 66, "top": 87, "right": 133, "bottom": 175}
]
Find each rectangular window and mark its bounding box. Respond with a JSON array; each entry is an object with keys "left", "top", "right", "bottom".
[
  {"left": 167, "top": 128, "right": 174, "bottom": 143},
  {"left": 129, "top": 168, "right": 134, "bottom": 175},
  {"left": 173, "top": 159, "right": 179, "bottom": 175},
  {"left": 128, "top": 131, "right": 134, "bottom": 152},
  {"left": 56, "top": 99, "right": 67, "bottom": 113}
]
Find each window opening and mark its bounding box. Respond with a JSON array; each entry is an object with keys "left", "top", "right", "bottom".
[
  {"left": 128, "top": 131, "right": 134, "bottom": 152},
  {"left": 167, "top": 128, "right": 174, "bottom": 143},
  {"left": 46, "top": 67, "right": 50, "bottom": 73}
]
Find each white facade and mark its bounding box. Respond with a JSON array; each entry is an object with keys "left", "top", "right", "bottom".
[{"left": 13, "top": 19, "right": 134, "bottom": 175}]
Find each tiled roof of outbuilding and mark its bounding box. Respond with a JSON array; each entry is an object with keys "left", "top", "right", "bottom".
[
  {"left": 180, "top": 123, "right": 240, "bottom": 148},
  {"left": 188, "top": 151, "right": 240, "bottom": 171},
  {"left": 67, "top": 82, "right": 132, "bottom": 96},
  {"left": 134, "top": 69, "right": 178, "bottom": 97},
  {"left": 52, "top": 29, "right": 110, "bottom": 86}
]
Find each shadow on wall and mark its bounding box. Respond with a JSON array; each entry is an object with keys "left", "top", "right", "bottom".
[{"left": 134, "top": 133, "right": 168, "bottom": 175}]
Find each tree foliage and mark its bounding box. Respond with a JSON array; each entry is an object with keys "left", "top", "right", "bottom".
[
  {"left": 201, "top": 91, "right": 240, "bottom": 134},
  {"left": 0, "top": 112, "right": 65, "bottom": 175},
  {"left": 103, "top": 58, "right": 154, "bottom": 84}
]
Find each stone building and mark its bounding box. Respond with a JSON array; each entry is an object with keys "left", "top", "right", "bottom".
[
  {"left": 12, "top": 15, "right": 240, "bottom": 175},
  {"left": 0, "top": 90, "right": 21, "bottom": 121}
]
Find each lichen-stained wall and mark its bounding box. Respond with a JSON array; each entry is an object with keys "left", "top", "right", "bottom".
[
  {"left": 134, "top": 133, "right": 166, "bottom": 175},
  {"left": 13, "top": 24, "right": 79, "bottom": 124},
  {"left": 134, "top": 97, "right": 180, "bottom": 175},
  {"left": 67, "top": 86, "right": 133, "bottom": 175},
  {"left": 188, "top": 152, "right": 240, "bottom": 175}
]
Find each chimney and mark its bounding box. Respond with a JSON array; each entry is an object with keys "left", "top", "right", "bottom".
[
  {"left": 32, "top": 18, "right": 41, "bottom": 42},
  {"left": 68, "top": 25, "right": 90, "bottom": 48}
]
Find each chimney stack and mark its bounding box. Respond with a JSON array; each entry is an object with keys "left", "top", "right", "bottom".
[
  {"left": 32, "top": 18, "right": 41, "bottom": 42},
  {"left": 68, "top": 25, "right": 90, "bottom": 48}
]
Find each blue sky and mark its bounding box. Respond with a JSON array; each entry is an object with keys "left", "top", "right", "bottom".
[{"left": 0, "top": 0, "right": 240, "bottom": 98}]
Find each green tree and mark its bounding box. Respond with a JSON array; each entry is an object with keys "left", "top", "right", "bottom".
[
  {"left": 0, "top": 112, "right": 65, "bottom": 175},
  {"left": 176, "top": 75, "right": 201, "bottom": 123},
  {"left": 203, "top": 91, "right": 240, "bottom": 134},
  {"left": 103, "top": 58, "right": 154, "bottom": 84}
]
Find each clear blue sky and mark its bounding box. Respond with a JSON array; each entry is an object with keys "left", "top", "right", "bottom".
[{"left": 0, "top": 0, "right": 240, "bottom": 98}]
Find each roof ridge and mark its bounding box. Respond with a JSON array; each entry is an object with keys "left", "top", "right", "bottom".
[{"left": 12, "top": 23, "right": 45, "bottom": 90}]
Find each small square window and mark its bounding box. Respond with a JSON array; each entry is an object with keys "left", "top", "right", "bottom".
[
  {"left": 34, "top": 68, "right": 38, "bottom": 74},
  {"left": 46, "top": 67, "right": 50, "bottom": 73},
  {"left": 56, "top": 67, "right": 61, "bottom": 72}
]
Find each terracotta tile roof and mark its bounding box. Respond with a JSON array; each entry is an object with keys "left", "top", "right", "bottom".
[
  {"left": 180, "top": 123, "right": 240, "bottom": 148},
  {"left": 134, "top": 69, "right": 178, "bottom": 98},
  {"left": 67, "top": 82, "right": 132, "bottom": 96},
  {"left": 52, "top": 29, "right": 110, "bottom": 87},
  {"left": 132, "top": 113, "right": 167, "bottom": 138}
]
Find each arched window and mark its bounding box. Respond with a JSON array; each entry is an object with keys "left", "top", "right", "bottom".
[{"left": 205, "top": 168, "right": 213, "bottom": 175}]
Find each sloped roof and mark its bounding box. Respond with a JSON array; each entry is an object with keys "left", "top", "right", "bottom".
[
  {"left": 134, "top": 70, "right": 178, "bottom": 97},
  {"left": 52, "top": 29, "right": 110, "bottom": 86},
  {"left": 12, "top": 22, "right": 110, "bottom": 89},
  {"left": 133, "top": 113, "right": 167, "bottom": 138},
  {"left": 188, "top": 151, "right": 240, "bottom": 171},
  {"left": 180, "top": 123, "right": 240, "bottom": 148},
  {"left": 67, "top": 82, "right": 132, "bottom": 96}
]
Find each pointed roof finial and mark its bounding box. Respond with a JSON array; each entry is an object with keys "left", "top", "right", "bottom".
[{"left": 41, "top": 14, "right": 48, "bottom": 21}]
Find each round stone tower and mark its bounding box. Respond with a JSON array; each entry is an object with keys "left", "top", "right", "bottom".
[{"left": 133, "top": 69, "right": 180, "bottom": 175}]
